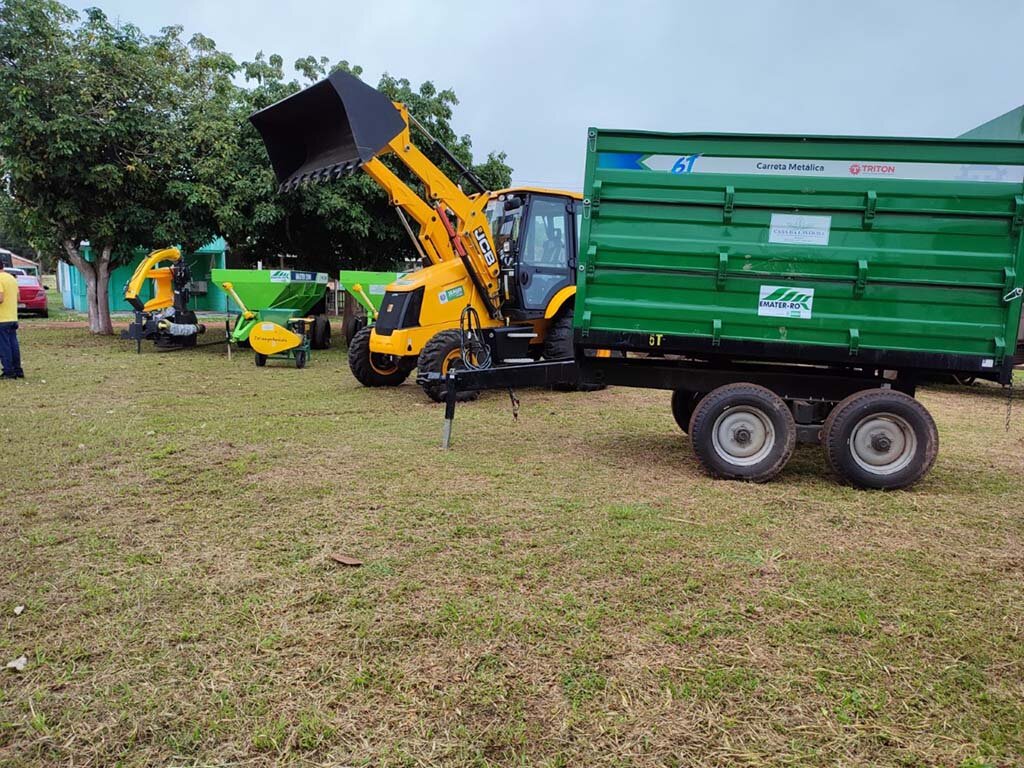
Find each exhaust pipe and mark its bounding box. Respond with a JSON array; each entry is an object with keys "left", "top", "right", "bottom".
[{"left": 249, "top": 70, "right": 407, "bottom": 192}]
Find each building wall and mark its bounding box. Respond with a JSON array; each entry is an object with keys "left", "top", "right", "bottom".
[{"left": 60, "top": 239, "right": 228, "bottom": 312}]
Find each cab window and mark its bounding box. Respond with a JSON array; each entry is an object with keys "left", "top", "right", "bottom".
[{"left": 521, "top": 197, "right": 568, "bottom": 267}]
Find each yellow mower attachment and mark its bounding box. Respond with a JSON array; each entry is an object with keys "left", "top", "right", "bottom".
[{"left": 249, "top": 318, "right": 314, "bottom": 369}]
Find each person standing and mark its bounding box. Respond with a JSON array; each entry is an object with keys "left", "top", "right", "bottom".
[{"left": 0, "top": 265, "right": 25, "bottom": 379}]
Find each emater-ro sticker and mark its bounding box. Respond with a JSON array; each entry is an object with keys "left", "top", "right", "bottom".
[{"left": 598, "top": 152, "right": 1024, "bottom": 184}]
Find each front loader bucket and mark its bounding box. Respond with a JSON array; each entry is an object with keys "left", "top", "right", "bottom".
[{"left": 250, "top": 70, "right": 406, "bottom": 191}]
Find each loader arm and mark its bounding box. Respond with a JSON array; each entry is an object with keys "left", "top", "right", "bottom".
[
  {"left": 250, "top": 71, "right": 504, "bottom": 318},
  {"left": 361, "top": 157, "right": 450, "bottom": 266}
]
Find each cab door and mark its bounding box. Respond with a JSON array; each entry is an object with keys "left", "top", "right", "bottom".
[{"left": 514, "top": 195, "right": 574, "bottom": 314}]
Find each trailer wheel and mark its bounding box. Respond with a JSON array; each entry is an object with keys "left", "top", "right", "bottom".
[
  {"left": 418, "top": 329, "right": 480, "bottom": 403},
  {"left": 310, "top": 315, "right": 331, "bottom": 350},
  {"left": 822, "top": 389, "right": 938, "bottom": 490},
  {"left": 254, "top": 352, "right": 267, "bottom": 367},
  {"left": 689, "top": 383, "right": 796, "bottom": 482},
  {"left": 295, "top": 349, "right": 308, "bottom": 369},
  {"left": 343, "top": 315, "right": 365, "bottom": 347},
  {"left": 670, "top": 390, "right": 703, "bottom": 434},
  {"left": 347, "top": 326, "right": 412, "bottom": 387}
]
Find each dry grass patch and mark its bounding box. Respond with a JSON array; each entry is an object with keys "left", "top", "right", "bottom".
[{"left": 1, "top": 322, "right": 1022, "bottom": 767}]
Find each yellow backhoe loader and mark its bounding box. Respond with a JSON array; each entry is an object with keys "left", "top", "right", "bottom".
[{"left": 250, "top": 71, "right": 587, "bottom": 401}]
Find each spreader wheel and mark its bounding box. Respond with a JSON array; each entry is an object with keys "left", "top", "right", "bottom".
[
  {"left": 310, "top": 314, "right": 331, "bottom": 350},
  {"left": 670, "top": 390, "right": 702, "bottom": 434},
  {"left": 688, "top": 383, "right": 796, "bottom": 482},
  {"left": 822, "top": 389, "right": 938, "bottom": 490}
]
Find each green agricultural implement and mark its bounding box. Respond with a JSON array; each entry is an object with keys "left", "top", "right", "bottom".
[
  {"left": 433, "top": 130, "right": 1024, "bottom": 490},
  {"left": 338, "top": 270, "right": 404, "bottom": 345},
  {"left": 212, "top": 268, "right": 331, "bottom": 368}
]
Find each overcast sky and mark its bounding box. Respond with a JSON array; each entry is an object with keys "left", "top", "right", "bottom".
[{"left": 67, "top": 0, "right": 1024, "bottom": 192}]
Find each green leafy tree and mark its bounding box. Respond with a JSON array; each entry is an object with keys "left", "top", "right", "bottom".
[{"left": 0, "top": 0, "right": 234, "bottom": 333}]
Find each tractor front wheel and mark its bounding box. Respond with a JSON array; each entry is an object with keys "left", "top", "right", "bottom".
[
  {"left": 347, "top": 326, "right": 413, "bottom": 387},
  {"left": 418, "top": 330, "right": 480, "bottom": 403}
]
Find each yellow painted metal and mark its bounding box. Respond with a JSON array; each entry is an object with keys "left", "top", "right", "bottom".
[
  {"left": 351, "top": 283, "right": 379, "bottom": 320},
  {"left": 544, "top": 286, "right": 577, "bottom": 319},
  {"left": 220, "top": 281, "right": 255, "bottom": 320},
  {"left": 249, "top": 321, "right": 302, "bottom": 355},
  {"left": 123, "top": 247, "right": 180, "bottom": 312}
]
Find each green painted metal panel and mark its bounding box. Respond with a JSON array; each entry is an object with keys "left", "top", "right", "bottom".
[
  {"left": 211, "top": 268, "right": 328, "bottom": 315},
  {"left": 576, "top": 130, "right": 1024, "bottom": 366},
  {"left": 338, "top": 270, "right": 404, "bottom": 313}
]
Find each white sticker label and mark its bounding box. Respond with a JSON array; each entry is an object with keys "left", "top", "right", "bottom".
[
  {"left": 769, "top": 213, "right": 831, "bottom": 246},
  {"left": 368, "top": 285, "right": 386, "bottom": 295},
  {"left": 637, "top": 154, "right": 1024, "bottom": 184},
  {"left": 758, "top": 285, "right": 815, "bottom": 319},
  {"left": 981, "top": 358, "right": 994, "bottom": 368},
  {"left": 270, "top": 270, "right": 289, "bottom": 283}
]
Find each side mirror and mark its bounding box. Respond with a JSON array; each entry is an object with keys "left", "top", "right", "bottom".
[{"left": 503, "top": 196, "right": 523, "bottom": 212}]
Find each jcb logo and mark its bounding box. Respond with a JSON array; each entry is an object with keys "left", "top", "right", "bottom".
[{"left": 474, "top": 227, "right": 496, "bottom": 267}]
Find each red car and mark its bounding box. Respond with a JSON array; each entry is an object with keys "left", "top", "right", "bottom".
[{"left": 15, "top": 273, "right": 48, "bottom": 317}]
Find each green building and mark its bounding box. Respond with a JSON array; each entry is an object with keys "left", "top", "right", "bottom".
[{"left": 58, "top": 238, "right": 228, "bottom": 313}]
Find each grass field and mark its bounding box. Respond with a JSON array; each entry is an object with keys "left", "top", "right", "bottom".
[{"left": 2, "top": 319, "right": 1023, "bottom": 767}]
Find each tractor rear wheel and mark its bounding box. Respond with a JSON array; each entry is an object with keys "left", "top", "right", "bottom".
[
  {"left": 310, "top": 314, "right": 331, "bottom": 350},
  {"left": 543, "top": 312, "right": 606, "bottom": 392},
  {"left": 418, "top": 330, "right": 480, "bottom": 403},
  {"left": 347, "top": 326, "right": 412, "bottom": 387}
]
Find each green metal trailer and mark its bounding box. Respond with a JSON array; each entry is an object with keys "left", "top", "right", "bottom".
[
  {"left": 337, "top": 270, "right": 404, "bottom": 345},
  {"left": 432, "top": 130, "right": 1024, "bottom": 489}
]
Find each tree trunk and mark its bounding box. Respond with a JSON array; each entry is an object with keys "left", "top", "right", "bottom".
[
  {"left": 63, "top": 240, "right": 114, "bottom": 335},
  {"left": 95, "top": 246, "right": 114, "bottom": 335}
]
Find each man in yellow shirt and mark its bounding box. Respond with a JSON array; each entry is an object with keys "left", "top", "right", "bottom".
[{"left": 0, "top": 264, "right": 25, "bottom": 379}]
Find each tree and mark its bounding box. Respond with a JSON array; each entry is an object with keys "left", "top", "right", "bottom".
[
  {"left": 216, "top": 56, "right": 513, "bottom": 272},
  {"left": 0, "top": 0, "right": 513, "bottom": 332},
  {"left": 0, "top": 1, "right": 234, "bottom": 333}
]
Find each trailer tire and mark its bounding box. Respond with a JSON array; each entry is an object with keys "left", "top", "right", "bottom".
[
  {"left": 418, "top": 330, "right": 480, "bottom": 403},
  {"left": 822, "top": 389, "right": 938, "bottom": 490},
  {"left": 254, "top": 353, "right": 267, "bottom": 367},
  {"left": 688, "top": 383, "right": 796, "bottom": 482},
  {"left": 670, "top": 390, "right": 703, "bottom": 434},
  {"left": 344, "top": 315, "right": 365, "bottom": 347},
  {"left": 295, "top": 349, "right": 307, "bottom": 369},
  {"left": 348, "top": 326, "right": 412, "bottom": 387},
  {"left": 310, "top": 315, "right": 331, "bottom": 350}
]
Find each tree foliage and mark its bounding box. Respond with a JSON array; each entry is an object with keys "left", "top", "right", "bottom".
[{"left": 0, "top": 0, "right": 513, "bottom": 331}]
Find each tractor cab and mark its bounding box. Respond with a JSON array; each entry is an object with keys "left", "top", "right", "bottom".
[{"left": 487, "top": 190, "right": 581, "bottom": 319}]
